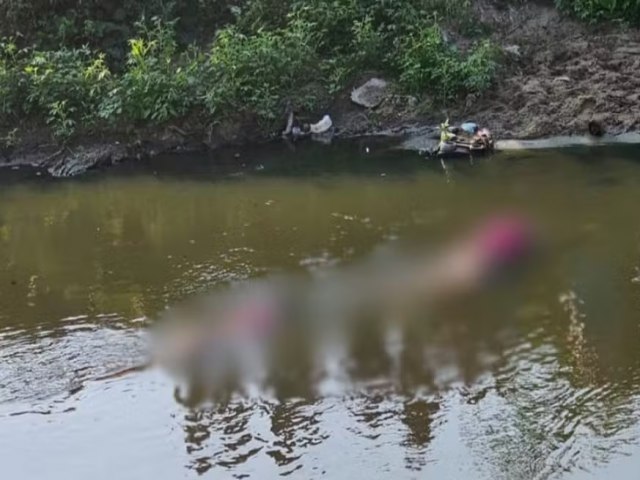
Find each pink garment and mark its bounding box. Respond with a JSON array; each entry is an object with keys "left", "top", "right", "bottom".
[
  {"left": 474, "top": 216, "right": 535, "bottom": 270},
  {"left": 228, "top": 296, "right": 281, "bottom": 338}
]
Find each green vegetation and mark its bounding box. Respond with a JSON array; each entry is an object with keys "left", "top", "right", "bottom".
[
  {"left": 398, "top": 25, "right": 497, "bottom": 101},
  {"left": 204, "top": 20, "right": 325, "bottom": 128},
  {"left": 0, "top": 0, "right": 500, "bottom": 141},
  {"left": 556, "top": 0, "right": 640, "bottom": 24},
  {"left": 110, "top": 18, "right": 200, "bottom": 124}
]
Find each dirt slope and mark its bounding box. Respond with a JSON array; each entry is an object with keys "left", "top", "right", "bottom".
[{"left": 464, "top": 1, "right": 640, "bottom": 138}]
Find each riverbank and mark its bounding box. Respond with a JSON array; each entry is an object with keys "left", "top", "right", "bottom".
[{"left": 1, "top": 2, "right": 639, "bottom": 177}]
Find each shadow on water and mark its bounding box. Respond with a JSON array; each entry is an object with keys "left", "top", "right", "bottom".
[
  {"left": 116, "top": 139, "right": 439, "bottom": 181},
  {"left": 3, "top": 138, "right": 640, "bottom": 186}
]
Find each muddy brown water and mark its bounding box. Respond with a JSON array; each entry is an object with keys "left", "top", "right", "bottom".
[{"left": 2, "top": 142, "right": 640, "bottom": 479}]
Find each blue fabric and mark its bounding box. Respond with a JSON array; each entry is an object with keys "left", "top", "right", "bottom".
[{"left": 461, "top": 122, "right": 478, "bottom": 134}]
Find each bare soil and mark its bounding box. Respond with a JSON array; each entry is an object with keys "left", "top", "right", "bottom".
[{"left": 463, "top": 1, "right": 640, "bottom": 138}]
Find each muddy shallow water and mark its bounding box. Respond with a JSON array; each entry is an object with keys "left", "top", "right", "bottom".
[{"left": 2, "top": 142, "right": 640, "bottom": 479}]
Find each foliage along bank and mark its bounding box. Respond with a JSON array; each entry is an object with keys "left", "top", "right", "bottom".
[{"left": 1, "top": 0, "right": 500, "bottom": 145}]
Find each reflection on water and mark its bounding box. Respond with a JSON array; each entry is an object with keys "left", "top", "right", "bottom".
[{"left": 2, "top": 143, "right": 640, "bottom": 479}]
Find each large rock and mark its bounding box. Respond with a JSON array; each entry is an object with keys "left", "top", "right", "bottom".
[{"left": 351, "top": 78, "right": 389, "bottom": 109}]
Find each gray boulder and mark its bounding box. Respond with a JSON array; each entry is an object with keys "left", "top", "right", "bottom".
[{"left": 351, "top": 78, "right": 389, "bottom": 109}]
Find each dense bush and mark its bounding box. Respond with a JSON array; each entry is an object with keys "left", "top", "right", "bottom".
[
  {"left": 0, "top": 40, "right": 25, "bottom": 118},
  {"left": 105, "top": 18, "right": 201, "bottom": 124},
  {"left": 556, "top": 0, "right": 640, "bottom": 24},
  {"left": 1, "top": 39, "right": 113, "bottom": 137},
  {"left": 0, "top": 19, "right": 200, "bottom": 136},
  {"left": 203, "top": 20, "right": 324, "bottom": 125},
  {"left": 23, "top": 47, "right": 111, "bottom": 138},
  {"left": 0, "top": 1, "right": 239, "bottom": 52},
  {"left": 0, "top": 0, "right": 504, "bottom": 141},
  {"left": 287, "top": 0, "right": 473, "bottom": 56},
  {"left": 398, "top": 25, "right": 498, "bottom": 100}
]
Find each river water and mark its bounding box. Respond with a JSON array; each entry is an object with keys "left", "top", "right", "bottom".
[{"left": 1, "top": 142, "right": 640, "bottom": 479}]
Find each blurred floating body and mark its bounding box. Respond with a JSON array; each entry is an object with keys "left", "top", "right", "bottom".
[{"left": 152, "top": 214, "right": 537, "bottom": 402}]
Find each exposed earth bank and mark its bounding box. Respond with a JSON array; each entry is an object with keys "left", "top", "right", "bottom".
[
  {"left": 467, "top": 1, "right": 640, "bottom": 139},
  {"left": 2, "top": 2, "right": 639, "bottom": 177}
]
